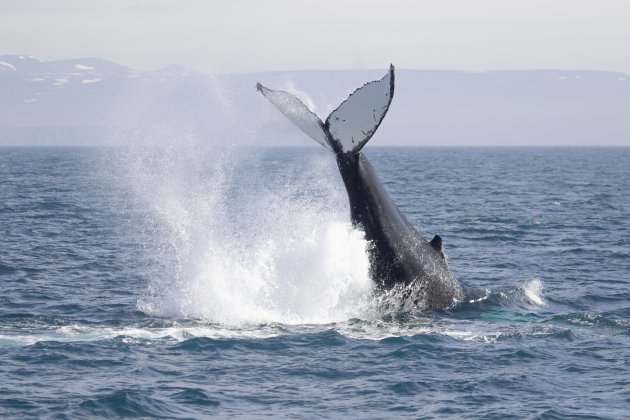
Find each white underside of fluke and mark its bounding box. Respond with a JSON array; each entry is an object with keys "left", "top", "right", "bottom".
[
  {"left": 256, "top": 82, "right": 333, "bottom": 152},
  {"left": 257, "top": 65, "right": 395, "bottom": 154}
]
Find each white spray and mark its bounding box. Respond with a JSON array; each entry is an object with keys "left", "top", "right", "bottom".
[{"left": 108, "top": 73, "right": 374, "bottom": 325}]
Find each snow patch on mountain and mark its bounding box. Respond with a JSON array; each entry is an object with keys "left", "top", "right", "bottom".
[
  {"left": 75, "top": 64, "right": 95, "bottom": 71},
  {"left": 0, "top": 61, "right": 16, "bottom": 71}
]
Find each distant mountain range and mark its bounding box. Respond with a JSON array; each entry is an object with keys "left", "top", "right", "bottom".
[{"left": 1, "top": 55, "right": 628, "bottom": 146}]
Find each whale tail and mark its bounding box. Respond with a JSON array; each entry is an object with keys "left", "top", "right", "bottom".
[{"left": 257, "top": 65, "right": 395, "bottom": 155}]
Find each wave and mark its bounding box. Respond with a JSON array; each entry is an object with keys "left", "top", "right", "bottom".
[{"left": 0, "top": 319, "right": 503, "bottom": 348}]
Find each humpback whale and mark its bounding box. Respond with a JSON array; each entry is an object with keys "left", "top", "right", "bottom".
[{"left": 257, "top": 65, "right": 464, "bottom": 310}]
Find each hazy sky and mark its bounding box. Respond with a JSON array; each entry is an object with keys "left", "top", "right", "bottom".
[{"left": 2, "top": 0, "right": 630, "bottom": 73}]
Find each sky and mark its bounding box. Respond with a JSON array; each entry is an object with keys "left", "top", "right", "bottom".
[{"left": 1, "top": 0, "right": 630, "bottom": 74}]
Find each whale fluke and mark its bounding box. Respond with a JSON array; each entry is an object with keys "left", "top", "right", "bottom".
[{"left": 257, "top": 65, "right": 395, "bottom": 155}]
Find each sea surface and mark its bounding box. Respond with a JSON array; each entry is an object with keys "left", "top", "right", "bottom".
[{"left": 0, "top": 146, "right": 628, "bottom": 418}]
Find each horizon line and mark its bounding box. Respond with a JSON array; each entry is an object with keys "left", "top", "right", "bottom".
[{"left": 1, "top": 53, "right": 629, "bottom": 77}]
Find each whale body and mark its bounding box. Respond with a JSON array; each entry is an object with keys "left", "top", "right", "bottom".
[{"left": 257, "top": 65, "right": 464, "bottom": 310}]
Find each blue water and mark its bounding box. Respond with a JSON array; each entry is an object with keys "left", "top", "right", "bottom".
[{"left": 1, "top": 146, "right": 628, "bottom": 418}]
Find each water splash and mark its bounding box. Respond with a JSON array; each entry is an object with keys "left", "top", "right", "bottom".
[
  {"left": 521, "top": 278, "right": 546, "bottom": 307},
  {"left": 102, "top": 71, "right": 376, "bottom": 326},
  {"left": 112, "top": 143, "right": 374, "bottom": 325}
]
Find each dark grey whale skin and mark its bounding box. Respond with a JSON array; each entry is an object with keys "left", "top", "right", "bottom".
[{"left": 336, "top": 152, "right": 465, "bottom": 310}]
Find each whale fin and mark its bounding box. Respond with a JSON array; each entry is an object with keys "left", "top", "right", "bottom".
[
  {"left": 256, "top": 65, "right": 395, "bottom": 155},
  {"left": 256, "top": 83, "right": 333, "bottom": 152},
  {"left": 430, "top": 235, "right": 443, "bottom": 252},
  {"left": 325, "top": 64, "right": 395, "bottom": 154},
  {"left": 430, "top": 234, "right": 446, "bottom": 260}
]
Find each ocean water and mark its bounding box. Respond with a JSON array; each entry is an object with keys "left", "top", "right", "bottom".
[{"left": 0, "top": 146, "right": 628, "bottom": 418}]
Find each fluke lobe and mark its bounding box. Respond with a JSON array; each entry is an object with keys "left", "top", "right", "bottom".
[{"left": 257, "top": 65, "right": 464, "bottom": 310}]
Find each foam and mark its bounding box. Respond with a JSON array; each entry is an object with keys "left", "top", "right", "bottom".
[
  {"left": 0, "top": 325, "right": 284, "bottom": 348},
  {"left": 0, "top": 320, "right": 502, "bottom": 348}
]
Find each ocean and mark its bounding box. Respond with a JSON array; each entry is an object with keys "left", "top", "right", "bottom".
[{"left": 0, "top": 146, "right": 628, "bottom": 418}]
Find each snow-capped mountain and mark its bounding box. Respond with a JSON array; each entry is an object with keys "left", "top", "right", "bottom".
[
  {"left": 0, "top": 55, "right": 135, "bottom": 128},
  {"left": 1, "top": 55, "right": 628, "bottom": 146}
]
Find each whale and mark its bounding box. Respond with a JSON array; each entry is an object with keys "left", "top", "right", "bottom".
[{"left": 257, "top": 65, "right": 465, "bottom": 310}]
